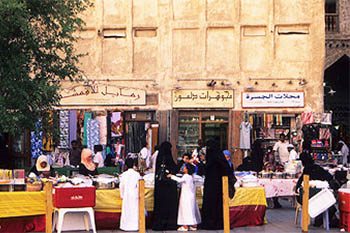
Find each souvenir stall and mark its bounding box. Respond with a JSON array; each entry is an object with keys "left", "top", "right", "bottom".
[{"left": 0, "top": 175, "right": 267, "bottom": 232}]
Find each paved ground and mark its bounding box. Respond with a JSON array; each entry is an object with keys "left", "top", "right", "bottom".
[{"left": 44, "top": 200, "right": 341, "bottom": 233}]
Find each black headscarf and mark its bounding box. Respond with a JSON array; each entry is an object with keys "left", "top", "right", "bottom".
[{"left": 156, "top": 141, "right": 177, "bottom": 174}]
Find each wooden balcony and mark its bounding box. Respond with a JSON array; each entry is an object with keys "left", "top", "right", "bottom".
[{"left": 325, "top": 14, "right": 339, "bottom": 33}]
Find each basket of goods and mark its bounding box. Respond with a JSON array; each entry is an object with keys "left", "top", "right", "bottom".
[{"left": 26, "top": 179, "right": 43, "bottom": 191}]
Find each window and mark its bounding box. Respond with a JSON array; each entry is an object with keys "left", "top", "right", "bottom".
[{"left": 325, "top": 0, "right": 338, "bottom": 32}]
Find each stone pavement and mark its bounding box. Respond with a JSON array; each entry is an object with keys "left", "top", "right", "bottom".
[{"left": 44, "top": 200, "right": 340, "bottom": 233}]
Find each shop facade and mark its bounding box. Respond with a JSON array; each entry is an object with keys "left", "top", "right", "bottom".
[{"left": 17, "top": 0, "right": 326, "bottom": 168}]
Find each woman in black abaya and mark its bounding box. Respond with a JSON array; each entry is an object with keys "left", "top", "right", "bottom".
[
  {"left": 152, "top": 141, "right": 179, "bottom": 230},
  {"left": 201, "top": 139, "right": 233, "bottom": 230}
]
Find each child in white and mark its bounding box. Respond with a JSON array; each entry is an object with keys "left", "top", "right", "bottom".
[
  {"left": 168, "top": 163, "right": 201, "bottom": 231},
  {"left": 119, "top": 158, "right": 141, "bottom": 231}
]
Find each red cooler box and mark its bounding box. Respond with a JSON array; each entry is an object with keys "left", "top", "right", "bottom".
[
  {"left": 339, "top": 188, "right": 350, "bottom": 231},
  {"left": 53, "top": 186, "right": 96, "bottom": 208}
]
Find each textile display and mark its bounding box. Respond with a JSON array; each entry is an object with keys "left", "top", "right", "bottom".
[
  {"left": 86, "top": 119, "right": 100, "bottom": 152},
  {"left": 83, "top": 112, "right": 92, "bottom": 146},
  {"left": 321, "top": 113, "right": 332, "bottom": 125},
  {"left": 30, "top": 121, "right": 42, "bottom": 159},
  {"left": 111, "top": 112, "right": 123, "bottom": 138},
  {"left": 59, "top": 110, "right": 70, "bottom": 148},
  {"left": 96, "top": 115, "right": 107, "bottom": 145},
  {"left": 301, "top": 112, "right": 314, "bottom": 125},
  {"left": 319, "top": 128, "right": 331, "bottom": 140},
  {"left": 239, "top": 121, "right": 252, "bottom": 150},
  {"left": 69, "top": 110, "right": 77, "bottom": 143}
]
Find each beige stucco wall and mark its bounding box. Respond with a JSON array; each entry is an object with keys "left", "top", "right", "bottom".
[{"left": 61, "top": 0, "right": 325, "bottom": 113}]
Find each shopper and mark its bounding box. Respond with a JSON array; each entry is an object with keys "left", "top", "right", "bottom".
[
  {"left": 152, "top": 141, "right": 179, "bottom": 231},
  {"left": 79, "top": 148, "right": 98, "bottom": 176},
  {"left": 69, "top": 140, "right": 81, "bottom": 167},
  {"left": 201, "top": 138, "right": 233, "bottom": 230},
  {"left": 168, "top": 163, "right": 201, "bottom": 231},
  {"left": 28, "top": 155, "right": 55, "bottom": 178},
  {"left": 93, "top": 144, "right": 104, "bottom": 168},
  {"left": 120, "top": 158, "right": 142, "bottom": 231}
]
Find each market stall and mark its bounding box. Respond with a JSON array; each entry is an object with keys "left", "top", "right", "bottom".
[{"left": 0, "top": 185, "right": 266, "bottom": 232}]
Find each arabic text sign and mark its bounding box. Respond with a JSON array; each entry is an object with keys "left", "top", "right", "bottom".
[
  {"left": 172, "top": 90, "right": 234, "bottom": 108},
  {"left": 60, "top": 84, "right": 146, "bottom": 106},
  {"left": 242, "top": 92, "right": 304, "bottom": 108}
]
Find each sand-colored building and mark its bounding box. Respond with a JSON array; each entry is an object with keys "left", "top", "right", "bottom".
[{"left": 58, "top": 0, "right": 325, "bottom": 164}]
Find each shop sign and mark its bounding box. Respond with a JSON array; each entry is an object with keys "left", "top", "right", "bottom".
[
  {"left": 242, "top": 91, "right": 304, "bottom": 108},
  {"left": 172, "top": 90, "right": 234, "bottom": 108},
  {"left": 60, "top": 83, "right": 146, "bottom": 106}
]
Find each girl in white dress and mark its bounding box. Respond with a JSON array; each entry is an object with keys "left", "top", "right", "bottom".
[{"left": 168, "top": 164, "right": 201, "bottom": 231}]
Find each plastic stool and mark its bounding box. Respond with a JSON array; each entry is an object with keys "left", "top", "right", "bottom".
[{"left": 52, "top": 207, "right": 97, "bottom": 233}]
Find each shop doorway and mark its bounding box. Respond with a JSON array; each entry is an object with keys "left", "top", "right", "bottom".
[
  {"left": 202, "top": 123, "right": 228, "bottom": 150},
  {"left": 177, "top": 111, "right": 229, "bottom": 157}
]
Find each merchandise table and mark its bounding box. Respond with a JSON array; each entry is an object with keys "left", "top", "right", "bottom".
[
  {"left": 0, "top": 186, "right": 267, "bottom": 232},
  {"left": 257, "top": 178, "right": 298, "bottom": 198}
]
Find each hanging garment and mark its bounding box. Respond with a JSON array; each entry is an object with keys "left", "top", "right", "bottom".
[
  {"left": 301, "top": 112, "right": 314, "bottom": 125},
  {"left": 321, "top": 113, "right": 332, "bottom": 125},
  {"left": 87, "top": 119, "right": 100, "bottom": 152},
  {"left": 240, "top": 121, "right": 252, "bottom": 149},
  {"left": 96, "top": 115, "right": 107, "bottom": 145},
  {"left": 263, "top": 113, "right": 267, "bottom": 128},
  {"left": 31, "top": 121, "right": 43, "bottom": 159},
  {"left": 59, "top": 110, "right": 70, "bottom": 148},
  {"left": 111, "top": 112, "right": 123, "bottom": 138},
  {"left": 319, "top": 128, "right": 331, "bottom": 140},
  {"left": 83, "top": 112, "right": 92, "bottom": 146},
  {"left": 249, "top": 115, "right": 254, "bottom": 126},
  {"left": 69, "top": 110, "right": 77, "bottom": 143}
]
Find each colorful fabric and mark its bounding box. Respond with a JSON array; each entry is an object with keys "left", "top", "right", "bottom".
[
  {"left": 319, "top": 128, "right": 331, "bottom": 140},
  {"left": 59, "top": 110, "right": 70, "bottom": 148},
  {"left": 0, "top": 191, "right": 46, "bottom": 218},
  {"left": 30, "top": 121, "right": 42, "bottom": 159},
  {"left": 69, "top": 110, "right": 77, "bottom": 143},
  {"left": 230, "top": 205, "right": 266, "bottom": 228},
  {"left": 87, "top": 119, "right": 100, "bottom": 152},
  {"left": 321, "top": 113, "right": 332, "bottom": 125},
  {"left": 83, "top": 112, "right": 92, "bottom": 146},
  {"left": 301, "top": 112, "right": 314, "bottom": 125},
  {"left": 230, "top": 187, "right": 267, "bottom": 207},
  {"left": 96, "top": 115, "right": 107, "bottom": 145},
  {"left": 111, "top": 112, "right": 123, "bottom": 138}
]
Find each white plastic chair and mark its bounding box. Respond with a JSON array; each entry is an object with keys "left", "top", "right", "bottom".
[{"left": 52, "top": 207, "right": 97, "bottom": 233}]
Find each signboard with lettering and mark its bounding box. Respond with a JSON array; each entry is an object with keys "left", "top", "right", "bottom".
[
  {"left": 60, "top": 83, "right": 146, "bottom": 106},
  {"left": 242, "top": 91, "right": 304, "bottom": 108},
  {"left": 172, "top": 90, "right": 234, "bottom": 108}
]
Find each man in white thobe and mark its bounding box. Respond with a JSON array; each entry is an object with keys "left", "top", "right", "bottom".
[{"left": 119, "top": 158, "right": 141, "bottom": 231}]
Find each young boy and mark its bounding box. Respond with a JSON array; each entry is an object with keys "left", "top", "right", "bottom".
[
  {"left": 119, "top": 158, "right": 141, "bottom": 231},
  {"left": 168, "top": 164, "right": 201, "bottom": 231}
]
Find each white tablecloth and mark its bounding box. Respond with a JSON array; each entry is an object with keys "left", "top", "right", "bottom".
[{"left": 258, "top": 178, "right": 298, "bottom": 198}]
